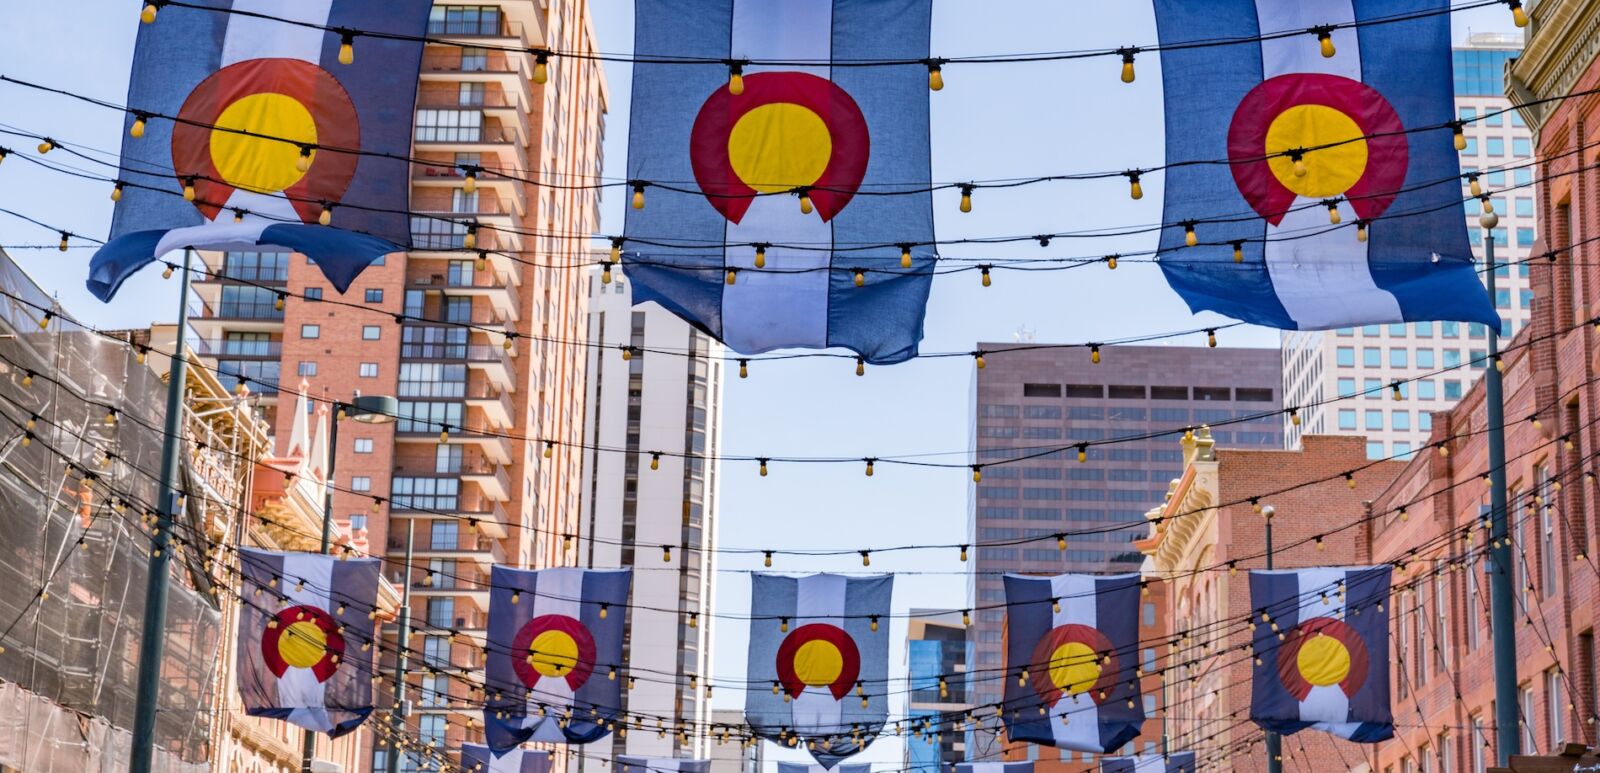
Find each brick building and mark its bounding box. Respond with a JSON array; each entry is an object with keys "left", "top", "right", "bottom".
[
  {"left": 187, "top": 2, "right": 608, "bottom": 768},
  {"left": 1136, "top": 431, "right": 1406, "bottom": 771}
]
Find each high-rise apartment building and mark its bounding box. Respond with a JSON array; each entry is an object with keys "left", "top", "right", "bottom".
[
  {"left": 188, "top": 3, "right": 608, "bottom": 769},
  {"left": 1282, "top": 33, "right": 1536, "bottom": 458},
  {"left": 905, "top": 610, "right": 971, "bottom": 773},
  {"left": 966, "top": 344, "right": 1282, "bottom": 765},
  {"left": 578, "top": 270, "right": 723, "bottom": 762}
]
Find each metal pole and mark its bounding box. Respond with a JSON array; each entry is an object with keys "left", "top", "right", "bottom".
[
  {"left": 301, "top": 404, "right": 342, "bottom": 772},
  {"left": 1263, "top": 507, "right": 1281, "bottom": 773},
  {"left": 1482, "top": 228, "right": 1521, "bottom": 763},
  {"left": 130, "top": 248, "right": 194, "bottom": 773},
  {"left": 386, "top": 519, "right": 415, "bottom": 773}
]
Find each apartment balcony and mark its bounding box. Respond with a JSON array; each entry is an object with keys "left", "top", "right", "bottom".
[
  {"left": 193, "top": 339, "right": 282, "bottom": 359},
  {"left": 459, "top": 456, "right": 512, "bottom": 503},
  {"left": 395, "top": 420, "right": 512, "bottom": 466},
  {"left": 418, "top": 54, "right": 533, "bottom": 114},
  {"left": 411, "top": 192, "right": 522, "bottom": 229},
  {"left": 429, "top": 6, "right": 545, "bottom": 48},
  {"left": 410, "top": 582, "right": 491, "bottom": 613},
  {"left": 466, "top": 344, "right": 514, "bottom": 393},
  {"left": 186, "top": 299, "right": 285, "bottom": 335},
  {"left": 407, "top": 268, "right": 519, "bottom": 322},
  {"left": 412, "top": 125, "right": 528, "bottom": 172},
  {"left": 465, "top": 384, "right": 515, "bottom": 431},
  {"left": 392, "top": 534, "right": 507, "bottom": 571},
  {"left": 407, "top": 221, "right": 523, "bottom": 259},
  {"left": 411, "top": 159, "right": 528, "bottom": 218},
  {"left": 415, "top": 89, "right": 531, "bottom": 146}
]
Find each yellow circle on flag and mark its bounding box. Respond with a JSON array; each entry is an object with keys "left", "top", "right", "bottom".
[
  {"left": 793, "top": 639, "right": 845, "bottom": 686},
  {"left": 529, "top": 629, "right": 580, "bottom": 677},
  {"left": 279, "top": 620, "right": 328, "bottom": 669},
  {"left": 727, "top": 103, "right": 833, "bottom": 194},
  {"left": 1048, "top": 641, "right": 1101, "bottom": 695},
  {"left": 1296, "top": 632, "right": 1352, "bottom": 687},
  {"left": 211, "top": 93, "right": 319, "bottom": 194},
  {"left": 1263, "top": 104, "right": 1369, "bottom": 199}
]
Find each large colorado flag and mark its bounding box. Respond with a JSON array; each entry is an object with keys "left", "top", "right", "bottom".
[
  {"left": 235, "top": 548, "right": 381, "bottom": 737},
  {"left": 622, "top": 0, "right": 936, "bottom": 364},
  {"left": 1250, "top": 566, "right": 1394, "bottom": 741},
  {"left": 1151, "top": 0, "right": 1497, "bottom": 330},
  {"left": 87, "top": 0, "right": 429, "bottom": 301},
  {"left": 1003, "top": 573, "right": 1143, "bottom": 754}
]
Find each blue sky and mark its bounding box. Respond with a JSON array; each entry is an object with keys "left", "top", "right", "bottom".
[{"left": 0, "top": 1, "right": 1514, "bottom": 764}]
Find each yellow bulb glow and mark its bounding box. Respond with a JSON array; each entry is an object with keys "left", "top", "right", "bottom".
[
  {"left": 1318, "top": 32, "right": 1335, "bottom": 59},
  {"left": 601, "top": 264, "right": 613, "bottom": 284},
  {"left": 855, "top": 358, "right": 865, "bottom": 377},
  {"left": 854, "top": 270, "right": 865, "bottom": 288},
  {"left": 130, "top": 116, "right": 146, "bottom": 138},
  {"left": 1091, "top": 346, "right": 1101, "bottom": 364},
  {"left": 1107, "top": 255, "right": 1118, "bottom": 270},
  {"left": 1233, "top": 242, "right": 1244, "bottom": 263},
  {"left": 726, "top": 269, "right": 737, "bottom": 285},
  {"left": 980, "top": 267, "right": 991, "bottom": 287},
  {"left": 1184, "top": 225, "right": 1197, "bottom": 248},
  {"left": 729, "top": 71, "right": 745, "bottom": 96},
  {"left": 533, "top": 59, "right": 549, "bottom": 85},
  {"left": 799, "top": 193, "right": 814, "bottom": 215},
  {"left": 1510, "top": 1, "right": 1528, "bottom": 27},
  {"left": 739, "top": 360, "right": 748, "bottom": 379},
  {"left": 338, "top": 40, "right": 355, "bottom": 66},
  {"left": 183, "top": 180, "right": 196, "bottom": 201},
  {"left": 901, "top": 245, "right": 913, "bottom": 268},
  {"left": 971, "top": 466, "right": 982, "bottom": 483},
  {"left": 928, "top": 65, "right": 944, "bottom": 92},
  {"left": 959, "top": 190, "right": 972, "bottom": 213},
  {"left": 464, "top": 172, "right": 477, "bottom": 195},
  {"left": 58, "top": 234, "right": 68, "bottom": 252},
  {"left": 632, "top": 186, "right": 645, "bottom": 210},
  {"left": 1119, "top": 50, "right": 1136, "bottom": 83},
  {"left": 754, "top": 244, "right": 767, "bottom": 269},
  {"left": 1327, "top": 204, "right": 1341, "bottom": 225},
  {"left": 1454, "top": 129, "right": 1467, "bottom": 151},
  {"left": 1469, "top": 176, "right": 1482, "bottom": 197},
  {"left": 318, "top": 206, "right": 332, "bottom": 226},
  {"left": 1356, "top": 222, "right": 1368, "bottom": 242},
  {"left": 110, "top": 184, "right": 123, "bottom": 202},
  {"left": 140, "top": 3, "right": 158, "bottom": 23}
]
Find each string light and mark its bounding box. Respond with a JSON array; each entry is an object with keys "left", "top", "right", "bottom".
[
  {"left": 855, "top": 357, "right": 865, "bottom": 377},
  {"left": 1325, "top": 200, "right": 1342, "bottom": 224},
  {"left": 959, "top": 544, "right": 968, "bottom": 562},
  {"left": 36, "top": 138, "right": 55, "bottom": 154},
  {"left": 1467, "top": 172, "right": 1482, "bottom": 197},
  {"left": 318, "top": 202, "right": 333, "bottom": 226},
  {"left": 798, "top": 187, "right": 814, "bottom": 215},
  {"left": 979, "top": 265, "right": 992, "bottom": 287},
  {"left": 662, "top": 546, "right": 672, "bottom": 563},
  {"left": 1344, "top": 472, "right": 1356, "bottom": 489},
  {"left": 1289, "top": 149, "right": 1308, "bottom": 177},
  {"left": 1453, "top": 122, "right": 1468, "bottom": 151},
  {"left": 870, "top": 615, "right": 879, "bottom": 632},
  {"left": 1480, "top": 195, "right": 1495, "bottom": 215},
  {"left": 631, "top": 182, "right": 646, "bottom": 210},
  {"left": 182, "top": 176, "right": 196, "bottom": 201},
  {"left": 971, "top": 465, "right": 983, "bottom": 483},
  {"left": 1057, "top": 534, "right": 1066, "bottom": 551},
  {"left": 853, "top": 269, "right": 866, "bottom": 288},
  {"left": 860, "top": 550, "right": 871, "bottom": 567},
  {"left": 727, "top": 61, "right": 745, "bottom": 95},
  {"left": 1508, "top": 0, "right": 1529, "bottom": 27},
  {"left": 337, "top": 30, "right": 356, "bottom": 65},
  {"left": 927, "top": 59, "right": 945, "bottom": 91},
  {"left": 899, "top": 243, "right": 913, "bottom": 268},
  {"left": 111, "top": 182, "right": 124, "bottom": 202},
  {"left": 1117, "top": 47, "right": 1137, "bottom": 83},
  {"left": 1206, "top": 328, "right": 1217, "bottom": 348},
  {"left": 763, "top": 551, "right": 773, "bottom": 568},
  {"left": 1356, "top": 220, "right": 1369, "bottom": 242},
  {"left": 974, "top": 351, "right": 986, "bottom": 369},
  {"left": 738, "top": 359, "right": 749, "bottom": 379},
  {"left": 543, "top": 440, "right": 555, "bottom": 459},
  {"left": 750, "top": 242, "right": 769, "bottom": 269},
  {"left": 57, "top": 232, "right": 69, "bottom": 252},
  {"left": 1106, "top": 254, "right": 1118, "bottom": 270},
  {"left": 1182, "top": 221, "right": 1197, "bottom": 247},
  {"left": 599, "top": 602, "right": 609, "bottom": 618},
  {"left": 958, "top": 185, "right": 973, "bottom": 213},
  {"left": 650, "top": 452, "right": 661, "bottom": 471},
  {"left": 1391, "top": 381, "right": 1403, "bottom": 401},
  {"left": 1090, "top": 344, "right": 1101, "bottom": 364},
  {"left": 38, "top": 312, "right": 51, "bottom": 330},
  {"left": 1077, "top": 444, "right": 1088, "bottom": 463},
  {"left": 1232, "top": 240, "right": 1244, "bottom": 263},
  {"left": 140, "top": 2, "right": 159, "bottom": 24},
  {"left": 1314, "top": 26, "right": 1336, "bottom": 58},
  {"left": 1126, "top": 170, "right": 1143, "bottom": 200},
  {"left": 758, "top": 458, "right": 769, "bottom": 477},
  {"left": 1289, "top": 407, "right": 1301, "bottom": 426},
  {"left": 532, "top": 51, "right": 550, "bottom": 84}
]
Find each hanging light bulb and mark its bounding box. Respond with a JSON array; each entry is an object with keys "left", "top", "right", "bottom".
[
  {"left": 798, "top": 187, "right": 814, "bottom": 215},
  {"left": 900, "top": 243, "right": 913, "bottom": 268},
  {"left": 1077, "top": 444, "right": 1089, "bottom": 463},
  {"left": 1183, "top": 221, "right": 1198, "bottom": 247},
  {"left": 859, "top": 550, "right": 871, "bottom": 567},
  {"left": 961, "top": 609, "right": 970, "bottom": 626},
  {"left": 1508, "top": 0, "right": 1528, "bottom": 27},
  {"left": 959, "top": 544, "right": 968, "bottom": 562},
  {"left": 662, "top": 545, "right": 673, "bottom": 562},
  {"left": 1105, "top": 254, "right": 1119, "bottom": 270},
  {"left": 338, "top": 30, "right": 356, "bottom": 65},
  {"left": 728, "top": 61, "right": 745, "bottom": 95},
  {"left": 1057, "top": 534, "right": 1066, "bottom": 551},
  {"left": 1126, "top": 170, "right": 1143, "bottom": 200},
  {"left": 763, "top": 551, "right": 773, "bottom": 568},
  {"left": 1326, "top": 200, "right": 1342, "bottom": 224},
  {"left": 853, "top": 357, "right": 866, "bottom": 378},
  {"left": 650, "top": 452, "right": 661, "bottom": 471},
  {"left": 57, "top": 232, "right": 69, "bottom": 252},
  {"left": 1052, "top": 597, "right": 1061, "bottom": 614},
  {"left": 864, "top": 458, "right": 875, "bottom": 477},
  {"left": 318, "top": 202, "right": 333, "bottom": 226},
  {"left": 599, "top": 602, "right": 609, "bottom": 619},
  {"left": 958, "top": 184, "right": 973, "bottom": 213},
  {"left": 1356, "top": 220, "right": 1369, "bottom": 242},
  {"left": 631, "top": 182, "right": 646, "bottom": 210},
  {"left": 1289, "top": 407, "right": 1301, "bottom": 426},
  {"left": 533, "top": 51, "right": 550, "bottom": 84},
  {"left": 1344, "top": 472, "right": 1356, "bottom": 489},
  {"left": 870, "top": 615, "right": 879, "bottom": 632},
  {"left": 439, "top": 424, "right": 450, "bottom": 443},
  {"left": 182, "top": 176, "right": 197, "bottom": 201},
  {"left": 38, "top": 312, "right": 51, "bottom": 330},
  {"left": 1090, "top": 344, "right": 1101, "bottom": 364},
  {"left": 971, "top": 465, "right": 982, "bottom": 483},
  {"left": 1231, "top": 240, "right": 1245, "bottom": 263},
  {"left": 1480, "top": 195, "right": 1495, "bottom": 215},
  {"left": 1117, "top": 47, "right": 1137, "bottom": 83},
  {"left": 601, "top": 262, "right": 613, "bottom": 285},
  {"left": 974, "top": 351, "right": 986, "bottom": 369},
  {"left": 779, "top": 617, "right": 789, "bottom": 634},
  {"left": 140, "top": 2, "right": 159, "bottom": 23},
  {"left": 1453, "top": 123, "right": 1468, "bottom": 151},
  {"left": 738, "top": 359, "right": 749, "bottom": 379},
  {"left": 110, "top": 182, "right": 124, "bottom": 202},
  {"left": 980, "top": 265, "right": 992, "bottom": 287},
  {"left": 1315, "top": 27, "right": 1336, "bottom": 58},
  {"left": 1391, "top": 381, "right": 1403, "bottom": 401},
  {"left": 927, "top": 60, "right": 944, "bottom": 91},
  {"left": 233, "top": 208, "right": 246, "bottom": 224},
  {"left": 758, "top": 458, "right": 769, "bottom": 477},
  {"left": 36, "top": 138, "right": 55, "bottom": 154},
  {"left": 853, "top": 269, "right": 866, "bottom": 288}
]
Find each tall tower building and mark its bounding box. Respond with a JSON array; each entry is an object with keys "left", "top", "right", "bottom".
[
  {"left": 905, "top": 610, "right": 972, "bottom": 773},
  {"left": 579, "top": 270, "right": 723, "bottom": 762},
  {"left": 1281, "top": 32, "right": 1535, "bottom": 458},
  {"left": 188, "top": 2, "right": 608, "bottom": 769},
  {"left": 966, "top": 344, "right": 1282, "bottom": 768}
]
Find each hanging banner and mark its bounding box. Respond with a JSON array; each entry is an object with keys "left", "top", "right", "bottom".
[
  {"left": 618, "top": 757, "right": 712, "bottom": 773},
  {"left": 1099, "top": 752, "right": 1197, "bottom": 773},
  {"left": 459, "top": 744, "right": 551, "bottom": 773},
  {"left": 622, "top": 0, "right": 936, "bottom": 364},
  {"left": 235, "top": 547, "right": 381, "bottom": 737},
  {"left": 778, "top": 763, "right": 872, "bottom": 773},
  {"left": 1151, "top": 0, "right": 1498, "bottom": 330},
  {"left": 746, "top": 573, "right": 892, "bottom": 767},
  {"left": 484, "top": 567, "right": 631, "bottom": 751},
  {"left": 1250, "top": 566, "right": 1393, "bottom": 741},
  {"left": 87, "top": 0, "right": 431, "bottom": 301},
  {"left": 1002, "top": 573, "right": 1143, "bottom": 754},
  {"left": 953, "top": 764, "right": 1032, "bottom": 773}
]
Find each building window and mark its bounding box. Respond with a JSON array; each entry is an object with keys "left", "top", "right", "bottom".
[
  {"left": 365, "top": 288, "right": 384, "bottom": 303},
  {"left": 1547, "top": 669, "right": 1564, "bottom": 748},
  {"left": 1391, "top": 348, "right": 1409, "bottom": 367},
  {"left": 1417, "top": 349, "right": 1436, "bottom": 368},
  {"left": 1365, "top": 378, "right": 1383, "bottom": 399},
  {"left": 1338, "top": 409, "right": 1357, "bottom": 430},
  {"left": 1394, "top": 441, "right": 1412, "bottom": 458},
  {"left": 301, "top": 324, "right": 320, "bottom": 339},
  {"left": 304, "top": 287, "right": 324, "bottom": 302},
  {"left": 350, "top": 476, "right": 371, "bottom": 492},
  {"left": 1420, "top": 413, "right": 1433, "bottom": 431},
  {"left": 1444, "top": 380, "right": 1463, "bottom": 400},
  {"left": 353, "top": 438, "right": 374, "bottom": 454},
  {"left": 1338, "top": 378, "right": 1356, "bottom": 397},
  {"left": 1337, "top": 347, "right": 1355, "bottom": 367},
  {"left": 1363, "top": 347, "right": 1381, "bottom": 367},
  {"left": 297, "top": 361, "right": 317, "bottom": 377},
  {"left": 1521, "top": 683, "right": 1537, "bottom": 754},
  {"left": 1365, "top": 410, "right": 1383, "bottom": 431},
  {"left": 362, "top": 325, "right": 381, "bottom": 340},
  {"left": 1513, "top": 137, "right": 1531, "bottom": 157},
  {"left": 359, "top": 362, "right": 378, "bottom": 378},
  {"left": 427, "top": 5, "right": 503, "bottom": 35},
  {"left": 415, "top": 109, "right": 484, "bottom": 143},
  {"left": 430, "top": 521, "right": 457, "bottom": 550},
  {"left": 1392, "top": 411, "right": 1411, "bottom": 430},
  {"left": 1418, "top": 380, "right": 1437, "bottom": 400},
  {"left": 1485, "top": 137, "right": 1504, "bottom": 156},
  {"left": 349, "top": 514, "right": 367, "bottom": 532},
  {"left": 1367, "top": 441, "right": 1385, "bottom": 460},
  {"left": 1471, "top": 714, "right": 1487, "bottom": 773}
]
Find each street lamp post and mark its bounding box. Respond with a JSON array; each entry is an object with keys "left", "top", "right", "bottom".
[
  {"left": 1262, "top": 504, "right": 1280, "bottom": 773},
  {"left": 1480, "top": 215, "right": 1521, "bottom": 764},
  {"left": 301, "top": 393, "right": 397, "bottom": 773}
]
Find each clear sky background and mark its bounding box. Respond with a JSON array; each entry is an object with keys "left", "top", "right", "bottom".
[{"left": 0, "top": 1, "right": 1514, "bottom": 766}]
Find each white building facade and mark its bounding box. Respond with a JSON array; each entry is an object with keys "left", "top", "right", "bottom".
[
  {"left": 579, "top": 269, "right": 723, "bottom": 762},
  {"left": 1283, "top": 33, "right": 1536, "bottom": 458}
]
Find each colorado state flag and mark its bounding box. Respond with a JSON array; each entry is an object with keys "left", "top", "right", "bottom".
[
  {"left": 746, "top": 573, "right": 892, "bottom": 767},
  {"left": 622, "top": 0, "right": 936, "bottom": 364},
  {"left": 1250, "top": 567, "right": 1393, "bottom": 741},
  {"left": 954, "top": 764, "right": 1033, "bottom": 773},
  {"left": 459, "top": 744, "right": 549, "bottom": 773},
  {"left": 1152, "top": 0, "right": 1498, "bottom": 330},
  {"left": 618, "top": 758, "right": 711, "bottom": 773},
  {"left": 1099, "top": 752, "right": 1196, "bottom": 773},
  {"left": 1002, "top": 573, "right": 1143, "bottom": 754},
  {"left": 484, "top": 567, "right": 631, "bottom": 751},
  {"left": 87, "top": 0, "right": 430, "bottom": 301},
  {"left": 235, "top": 548, "right": 381, "bottom": 737}
]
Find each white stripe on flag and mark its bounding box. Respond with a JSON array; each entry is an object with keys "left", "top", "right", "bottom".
[
  {"left": 521, "top": 569, "right": 582, "bottom": 737},
  {"left": 223, "top": 0, "right": 334, "bottom": 65},
  {"left": 280, "top": 552, "right": 333, "bottom": 732},
  {"left": 487, "top": 748, "right": 530, "bottom": 773},
  {"left": 792, "top": 574, "right": 847, "bottom": 735},
  {"left": 1293, "top": 568, "right": 1360, "bottom": 734},
  {"left": 1254, "top": 0, "right": 1403, "bottom": 328},
  {"left": 722, "top": 0, "right": 833, "bottom": 353},
  {"left": 1047, "top": 574, "right": 1101, "bottom": 751},
  {"left": 1133, "top": 756, "right": 1166, "bottom": 773}
]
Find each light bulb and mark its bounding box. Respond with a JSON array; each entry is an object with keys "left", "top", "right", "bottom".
[
  {"left": 980, "top": 266, "right": 992, "bottom": 287},
  {"left": 1292, "top": 153, "right": 1307, "bottom": 177},
  {"left": 739, "top": 359, "right": 748, "bottom": 379},
  {"left": 861, "top": 551, "right": 871, "bottom": 567},
  {"left": 601, "top": 263, "right": 613, "bottom": 284},
  {"left": 799, "top": 190, "right": 814, "bottom": 215},
  {"left": 725, "top": 269, "right": 737, "bottom": 285},
  {"left": 864, "top": 459, "right": 875, "bottom": 477},
  {"left": 971, "top": 466, "right": 982, "bottom": 483},
  {"left": 1327, "top": 202, "right": 1341, "bottom": 224},
  {"left": 1077, "top": 445, "right": 1088, "bottom": 463},
  {"left": 959, "top": 185, "right": 973, "bottom": 213},
  {"left": 1207, "top": 329, "right": 1217, "bottom": 348},
  {"left": 1183, "top": 222, "right": 1197, "bottom": 247},
  {"left": 544, "top": 441, "right": 555, "bottom": 459},
  {"left": 853, "top": 269, "right": 865, "bottom": 288},
  {"left": 650, "top": 452, "right": 660, "bottom": 471},
  {"left": 1128, "top": 171, "right": 1143, "bottom": 200},
  {"left": 631, "top": 184, "right": 645, "bottom": 210},
  {"left": 759, "top": 459, "right": 769, "bottom": 477},
  {"left": 110, "top": 183, "right": 123, "bottom": 202},
  {"left": 928, "top": 63, "right": 944, "bottom": 91},
  {"left": 1317, "top": 30, "right": 1335, "bottom": 58},
  {"left": 855, "top": 357, "right": 865, "bottom": 377},
  {"left": 1290, "top": 408, "right": 1301, "bottom": 426},
  {"left": 764, "top": 551, "right": 773, "bottom": 567},
  {"left": 1107, "top": 255, "right": 1118, "bottom": 270},
  {"left": 182, "top": 178, "right": 196, "bottom": 201},
  {"left": 1481, "top": 196, "right": 1495, "bottom": 215},
  {"left": 37, "top": 138, "right": 53, "bottom": 154},
  {"left": 1233, "top": 241, "right": 1244, "bottom": 263},
  {"left": 338, "top": 32, "right": 355, "bottom": 65},
  {"left": 233, "top": 209, "right": 245, "bottom": 224},
  {"left": 463, "top": 227, "right": 476, "bottom": 250},
  {"left": 1091, "top": 345, "right": 1101, "bottom": 364},
  {"left": 975, "top": 352, "right": 986, "bottom": 369},
  {"left": 130, "top": 115, "right": 146, "bottom": 138},
  {"left": 476, "top": 253, "right": 488, "bottom": 272},
  {"left": 1119, "top": 48, "right": 1136, "bottom": 83},
  {"left": 1509, "top": 0, "right": 1528, "bottom": 27},
  {"left": 1454, "top": 126, "right": 1467, "bottom": 151},
  {"left": 959, "top": 545, "right": 968, "bottom": 562},
  {"left": 662, "top": 546, "right": 672, "bottom": 562},
  {"left": 140, "top": 3, "right": 158, "bottom": 23},
  {"left": 901, "top": 244, "right": 913, "bottom": 268},
  {"left": 621, "top": 346, "right": 632, "bottom": 361},
  {"left": 728, "top": 63, "right": 744, "bottom": 95},
  {"left": 1356, "top": 221, "right": 1368, "bottom": 242},
  {"left": 57, "top": 233, "right": 69, "bottom": 252},
  {"left": 463, "top": 169, "right": 477, "bottom": 194},
  {"left": 754, "top": 243, "right": 767, "bottom": 269},
  {"left": 533, "top": 53, "right": 550, "bottom": 84},
  {"left": 318, "top": 204, "right": 332, "bottom": 226}
]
